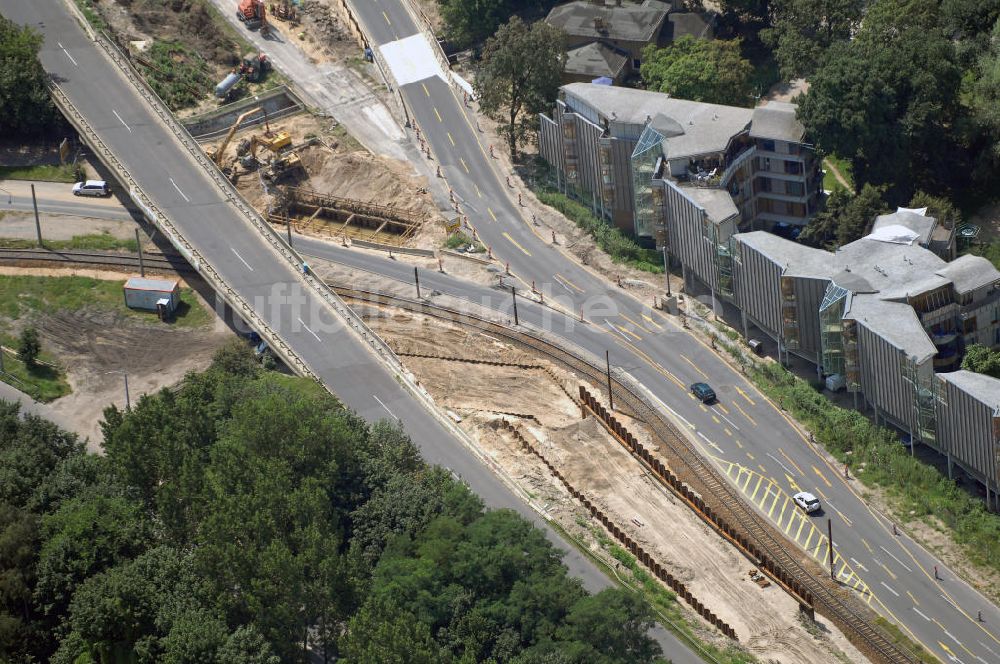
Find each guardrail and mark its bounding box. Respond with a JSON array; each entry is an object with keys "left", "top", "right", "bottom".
[{"left": 78, "top": 28, "right": 407, "bottom": 375}]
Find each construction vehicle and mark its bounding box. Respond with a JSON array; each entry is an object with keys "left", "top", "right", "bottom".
[
  {"left": 214, "top": 53, "right": 270, "bottom": 99},
  {"left": 205, "top": 106, "right": 267, "bottom": 169},
  {"left": 270, "top": 1, "right": 297, "bottom": 22},
  {"left": 236, "top": 131, "right": 301, "bottom": 180},
  {"left": 236, "top": 0, "right": 269, "bottom": 36}
]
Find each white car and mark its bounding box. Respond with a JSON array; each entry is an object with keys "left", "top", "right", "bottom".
[
  {"left": 793, "top": 491, "right": 821, "bottom": 514},
  {"left": 72, "top": 180, "right": 111, "bottom": 197}
]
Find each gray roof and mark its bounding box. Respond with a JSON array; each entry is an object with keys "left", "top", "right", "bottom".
[
  {"left": 749, "top": 102, "right": 806, "bottom": 142},
  {"left": 562, "top": 83, "right": 753, "bottom": 157},
  {"left": 546, "top": 1, "right": 667, "bottom": 42},
  {"left": 124, "top": 277, "right": 179, "bottom": 291},
  {"left": 565, "top": 42, "right": 628, "bottom": 79},
  {"left": 685, "top": 187, "right": 738, "bottom": 223},
  {"left": 662, "top": 11, "right": 716, "bottom": 41},
  {"left": 846, "top": 297, "right": 938, "bottom": 364},
  {"left": 834, "top": 236, "right": 948, "bottom": 300},
  {"left": 872, "top": 210, "right": 938, "bottom": 245},
  {"left": 935, "top": 254, "right": 1000, "bottom": 294},
  {"left": 939, "top": 370, "right": 1000, "bottom": 410},
  {"left": 735, "top": 231, "right": 836, "bottom": 279}
]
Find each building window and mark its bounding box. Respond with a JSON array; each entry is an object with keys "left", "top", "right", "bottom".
[
  {"left": 964, "top": 317, "right": 977, "bottom": 334},
  {"left": 784, "top": 160, "right": 803, "bottom": 175},
  {"left": 760, "top": 139, "right": 775, "bottom": 152},
  {"left": 786, "top": 181, "right": 804, "bottom": 196}
]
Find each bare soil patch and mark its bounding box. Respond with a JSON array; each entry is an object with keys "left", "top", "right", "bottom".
[{"left": 355, "top": 302, "right": 866, "bottom": 664}]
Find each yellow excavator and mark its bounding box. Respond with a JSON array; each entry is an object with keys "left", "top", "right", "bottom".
[
  {"left": 205, "top": 106, "right": 267, "bottom": 169},
  {"left": 238, "top": 131, "right": 301, "bottom": 179}
]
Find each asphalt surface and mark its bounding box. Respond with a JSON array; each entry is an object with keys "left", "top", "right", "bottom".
[
  {"left": 347, "top": 3, "right": 1000, "bottom": 661},
  {"left": 4, "top": 2, "right": 699, "bottom": 660},
  {"left": 0, "top": 179, "right": 133, "bottom": 221}
]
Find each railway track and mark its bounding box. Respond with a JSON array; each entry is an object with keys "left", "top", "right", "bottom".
[
  {"left": 0, "top": 247, "right": 195, "bottom": 273},
  {"left": 335, "top": 287, "right": 917, "bottom": 664},
  {"left": 0, "top": 247, "right": 915, "bottom": 662}
]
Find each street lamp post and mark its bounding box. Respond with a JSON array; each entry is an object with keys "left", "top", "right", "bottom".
[{"left": 106, "top": 369, "right": 130, "bottom": 410}]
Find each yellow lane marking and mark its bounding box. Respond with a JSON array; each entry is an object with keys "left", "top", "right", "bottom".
[
  {"left": 699, "top": 403, "right": 707, "bottom": 412},
  {"left": 475, "top": 184, "right": 483, "bottom": 198},
  {"left": 768, "top": 494, "right": 783, "bottom": 518},
  {"left": 732, "top": 400, "right": 757, "bottom": 426},
  {"left": 717, "top": 403, "right": 730, "bottom": 415},
  {"left": 785, "top": 473, "right": 802, "bottom": 493},
  {"left": 812, "top": 536, "right": 827, "bottom": 559},
  {"left": 794, "top": 514, "right": 807, "bottom": 540},
  {"left": 877, "top": 560, "right": 897, "bottom": 580},
  {"left": 803, "top": 527, "right": 815, "bottom": 550},
  {"left": 735, "top": 386, "right": 756, "bottom": 405},
  {"left": 382, "top": 10, "right": 391, "bottom": 24},
  {"left": 616, "top": 339, "right": 686, "bottom": 389},
  {"left": 459, "top": 157, "right": 469, "bottom": 173},
  {"left": 711, "top": 415, "right": 720, "bottom": 424},
  {"left": 907, "top": 591, "right": 920, "bottom": 606},
  {"left": 680, "top": 353, "right": 710, "bottom": 379},
  {"left": 502, "top": 231, "right": 532, "bottom": 256},
  {"left": 746, "top": 452, "right": 755, "bottom": 460},
  {"left": 829, "top": 504, "right": 853, "bottom": 526},
  {"left": 614, "top": 324, "right": 642, "bottom": 342},
  {"left": 642, "top": 313, "right": 663, "bottom": 330},
  {"left": 785, "top": 511, "right": 797, "bottom": 534},
  {"left": 620, "top": 313, "right": 651, "bottom": 334},
  {"left": 447, "top": 132, "right": 456, "bottom": 146},
  {"left": 815, "top": 487, "right": 828, "bottom": 501},
  {"left": 779, "top": 447, "right": 805, "bottom": 476},
  {"left": 960, "top": 643, "right": 976, "bottom": 659},
  {"left": 434, "top": 107, "right": 442, "bottom": 122},
  {"left": 776, "top": 497, "right": 789, "bottom": 524},
  {"left": 749, "top": 476, "right": 764, "bottom": 501},
  {"left": 724, "top": 427, "right": 733, "bottom": 437},
  {"left": 758, "top": 464, "right": 768, "bottom": 475},
  {"left": 421, "top": 82, "right": 430, "bottom": 96},
  {"left": 735, "top": 439, "right": 743, "bottom": 449},
  {"left": 861, "top": 538, "right": 873, "bottom": 554},
  {"left": 813, "top": 465, "right": 832, "bottom": 488},
  {"left": 554, "top": 273, "right": 584, "bottom": 293},
  {"left": 488, "top": 207, "right": 497, "bottom": 221}
]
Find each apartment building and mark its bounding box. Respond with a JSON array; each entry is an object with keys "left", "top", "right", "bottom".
[
  {"left": 733, "top": 216, "right": 1000, "bottom": 504},
  {"left": 538, "top": 83, "right": 822, "bottom": 255}
]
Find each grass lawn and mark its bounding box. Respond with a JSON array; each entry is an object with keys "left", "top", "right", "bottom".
[
  {"left": 0, "top": 233, "right": 139, "bottom": 252},
  {"left": 0, "top": 275, "right": 212, "bottom": 330},
  {"left": 0, "top": 164, "right": 78, "bottom": 183},
  {"left": 822, "top": 155, "right": 854, "bottom": 193},
  {"left": 0, "top": 335, "right": 71, "bottom": 402}
]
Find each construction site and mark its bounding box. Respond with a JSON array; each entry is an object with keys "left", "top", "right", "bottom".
[{"left": 307, "top": 259, "right": 869, "bottom": 664}]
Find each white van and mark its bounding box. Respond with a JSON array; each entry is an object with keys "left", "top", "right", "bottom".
[{"left": 72, "top": 180, "right": 111, "bottom": 197}]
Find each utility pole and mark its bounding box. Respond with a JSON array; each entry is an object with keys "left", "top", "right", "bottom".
[
  {"left": 31, "top": 184, "right": 42, "bottom": 247},
  {"left": 663, "top": 244, "right": 671, "bottom": 296},
  {"left": 414, "top": 266, "right": 421, "bottom": 299},
  {"left": 287, "top": 219, "right": 293, "bottom": 248},
  {"left": 511, "top": 285, "right": 519, "bottom": 326},
  {"left": 135, "top": 228, "right": 145, "bottom": 277},
  {"left": 123, "top": 370, "right": 130, "bottom": 411},
  {"left": 828, "top": 519, "right": 835, "bottom": 580},
  {"left": 606, "top": 350, "right": 614, "bottom": 411}
]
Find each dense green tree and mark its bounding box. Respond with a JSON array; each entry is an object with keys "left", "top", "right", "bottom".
[
  {"left": 17, "top": 327, "right": 41, "bottom": 368},
  {"left": 0, "top": 403, "right": 82, "bottom": 509},
  {"left": 215, "top": 625, "right": 281, "bottom": 664},
  {"left": 961, "top": 344, "right": 1000, "bottom": 378},
  {"left": 0, "top": 16, "right": 60, "bottom": 137},
  {"left": 339, "top": 598, "right": 440, "bottom": 664},
  {"left": 965, "top": 19, "right": 1000, "bottom": 176},
  {"left": 0, "top": 503, "right": 39, "bottom": 659},
  {"left": 475, "top": 16, "right": 566, "bottom": 160},
  {"left": 908, "top": 191, "right": 962, "bottom": 229},
  {"left": 796, "top": 0, "right": 962, "bottom": 201},
  {"left": 761, "top": 0, "right": 864, "bottom": 78},
  {"left": 799, "top": 184, "right": 888, "bottom": 248},
  {"left": 557, "top": 590, "right": 659, "bottom": 664},
  {"left": 438, "top": 0, "right": 558, "bottom": 49},
  {"left": 641, "top": 37, "right": 755, "bottom": 107}
]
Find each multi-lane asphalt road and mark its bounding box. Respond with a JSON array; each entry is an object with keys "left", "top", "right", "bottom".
[
  {"left": 349, "top": 2, "right": 1000, "bottom": 661},
  {"left": 5, "top": 2, "right": 700, "bottom": 661}
]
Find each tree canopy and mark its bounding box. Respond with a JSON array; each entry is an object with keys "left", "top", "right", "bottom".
[
  {"left": 475, "top": 16, "right": 567, "bottom": 159},
  {"left": 641, "top": 37, "right": 755, "bottom": 108},
  {"left": 438, "top": 0, "right": 558, "bottom": 50},
  {"left": 798, "top": 183, "right": 889, "bottom": 248},
  {"left": 0, "top": 15, "right": 59, "bottom": 137},
  {"left": 760, "top": 0, "right": 864, "bottom": 79},
  {"left": 961, "top": 344, "right": 1000, "bottom": 378},
  {"left": 1, "top": 341, "right": 663, "bottom": 663}
]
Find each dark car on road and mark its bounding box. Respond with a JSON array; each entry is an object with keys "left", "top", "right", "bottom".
[{"left": 690, "top": 382, "right": 716, "bottom": 403}]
